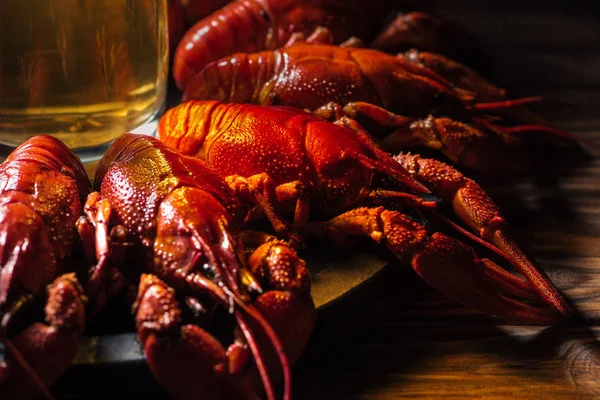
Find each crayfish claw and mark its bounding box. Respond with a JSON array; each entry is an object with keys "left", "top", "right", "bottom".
[
  {"left": 243, "top": 242, "right": 315, "bottom": 391},
  {"left": 306, "top": 206, "right": 567, "bottom": 324},
  {"left": 491, "top": 230, "right": 571, "bottom": 317},
  {"left": 394, "top": 153, "right": 570, "bottom": 318},
  {"left": 135, "top": 274, "right": 249, "bottom": 400},
  {"left": 413, "top": 234, "right": 567, "bottom": 324}
]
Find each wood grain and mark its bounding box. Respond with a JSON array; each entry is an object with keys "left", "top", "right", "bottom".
[{"left": 290, "top": 2, "right": 600, "bottom": 399}]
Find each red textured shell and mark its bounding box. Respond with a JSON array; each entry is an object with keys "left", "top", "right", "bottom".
[
  {"left": 159, "top": 101, "right": 386, "bottom": 213},
  {"left": 95, "top": 133, "right": 245, "bottom": 248},
  {"left": 0, "top": 135, "right": 91, "bottom": 301}
]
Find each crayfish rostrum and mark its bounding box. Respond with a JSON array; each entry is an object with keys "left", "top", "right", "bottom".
[
  {"left": 0, "top": 135, "right": 90, "bottom": 400},
  {"left": 77, "top": 133, "right": 316, "bottom": 400},
  {"left": 158, "top": 100, "right": 571, "bottom": 324}
]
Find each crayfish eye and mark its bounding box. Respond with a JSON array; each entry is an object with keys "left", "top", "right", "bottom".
[
  {"left": 260, "top": 9, "right": 270, "bottom": 22},
  {"left": 202, "top": 261, "right": 221, "bottom": 281}
]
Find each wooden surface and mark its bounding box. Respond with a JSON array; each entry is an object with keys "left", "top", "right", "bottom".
[{"left": 289, "top": 2, "right": 600, "bottom": 399}]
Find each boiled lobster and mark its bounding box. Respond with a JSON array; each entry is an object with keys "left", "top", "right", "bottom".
[
  {"left": 180, "top": 42, "right": 577, "bottom": 176},
  {"left": 0, "top": 135, "right": 90, "bottom": 400},
  {"left": 158, "top": 100, "right": 571, "bottom": 324},
  {"left": 77, "top": 133, "right": 315, "bottom": 400}
]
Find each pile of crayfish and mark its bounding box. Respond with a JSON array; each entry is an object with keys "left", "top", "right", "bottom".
[{"left": 0, "top": 1, "right": 583, "bottom": 400}]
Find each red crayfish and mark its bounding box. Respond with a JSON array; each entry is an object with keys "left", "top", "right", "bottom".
[
  {"left": 172, "top": 0, "right": 391, "bottom": 89},
  {"left": 77, "top": 133, "right": 315, "bottom": 400},
  {"left": 0, "top": 135, "right": 90, "bottom": 400},
  {"left": 158, "top": 100, "right": 571, "bottom": 324},
  {"left": 181, "top": 42, "right": 572, "bottom": 176},
  {"left": 172, "top": 0, "right": 474, "bottom": 91}
]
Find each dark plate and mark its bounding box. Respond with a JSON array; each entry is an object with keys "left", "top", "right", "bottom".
[{"left": 70, "top": 247, "right": 396, "bottom": 366}]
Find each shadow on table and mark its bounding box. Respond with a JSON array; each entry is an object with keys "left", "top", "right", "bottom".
[{"left": 292, "top": 290, "right": 600, "bottom": 399}]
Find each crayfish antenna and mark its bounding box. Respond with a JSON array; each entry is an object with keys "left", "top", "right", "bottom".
[
  {"left": 232, "top": 298, "right": 292, "bottom": 400},
  {"left": 217, "top": 243, "right": 292, "bottom": 400},
  {"left": 187, "top": 275, "right": 287, "bottom": 400},
  {"left": 501, "top": 124, "right": 596, "bottom": 148},
  {"left": 473, "top": 96, "right": 545, "bottom": 110},
  {"left": 472, "top": 116, "right": 594, "bottom": 148},
  {"left": 190, "top": 229, "right": 291, "bottom": 400},
  {"left": 231, "top": 308, "right": 277, "bottom": 400}
]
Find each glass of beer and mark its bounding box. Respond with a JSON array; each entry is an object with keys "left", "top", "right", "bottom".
[{"left": 0, "top": 0, "right": 169, "bottom": 162}]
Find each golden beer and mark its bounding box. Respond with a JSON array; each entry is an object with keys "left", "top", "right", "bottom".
[{"left": 0, "top": 0, "right": 168, "bottom": 156}]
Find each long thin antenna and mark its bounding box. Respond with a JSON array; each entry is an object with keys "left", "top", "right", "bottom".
[
  {"left": 429, "top": 210, "right": 514, "bottom": 264},
  {"left": 233, "top": 297, "right": 293, "bottom": 400},
  {"left": 473, "top": 96, "right": 544, "bottom": 110},
  {"left": 233, "top": 310, "right": 277, "bottom": 400},
  {"left": 192, "top": 229, "right": 292, "bottom": 400},
  {"left": 3, "top": 339, "right": 55, "bottom": 400}
]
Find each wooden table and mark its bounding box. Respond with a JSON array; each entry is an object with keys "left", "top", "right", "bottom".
[{"left": 289, "top": 2, "right": 600, "bottom": 399}]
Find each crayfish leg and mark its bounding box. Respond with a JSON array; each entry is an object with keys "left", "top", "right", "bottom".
[
  {"left": 77, "top": 193, "right": 128, "bottom": 314},
  {"left": 283, "top": 26, "right": 335, "bottom": 47},
  {"left": 390, "top": 117, "right": 529, "bottom": 177},
  {"left": 226, "top": 174, "right": 291, "bottom": 238},
  {"left": 227, "top": 174, "right": 310, "bottom": 247},
  {"left": 0, "top": 273, "right": 86, "bottom": 400}
]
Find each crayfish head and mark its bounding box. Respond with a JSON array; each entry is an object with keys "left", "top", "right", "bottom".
[{"left": 153, "top": 187, "right": 245, "bottom": 300}]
